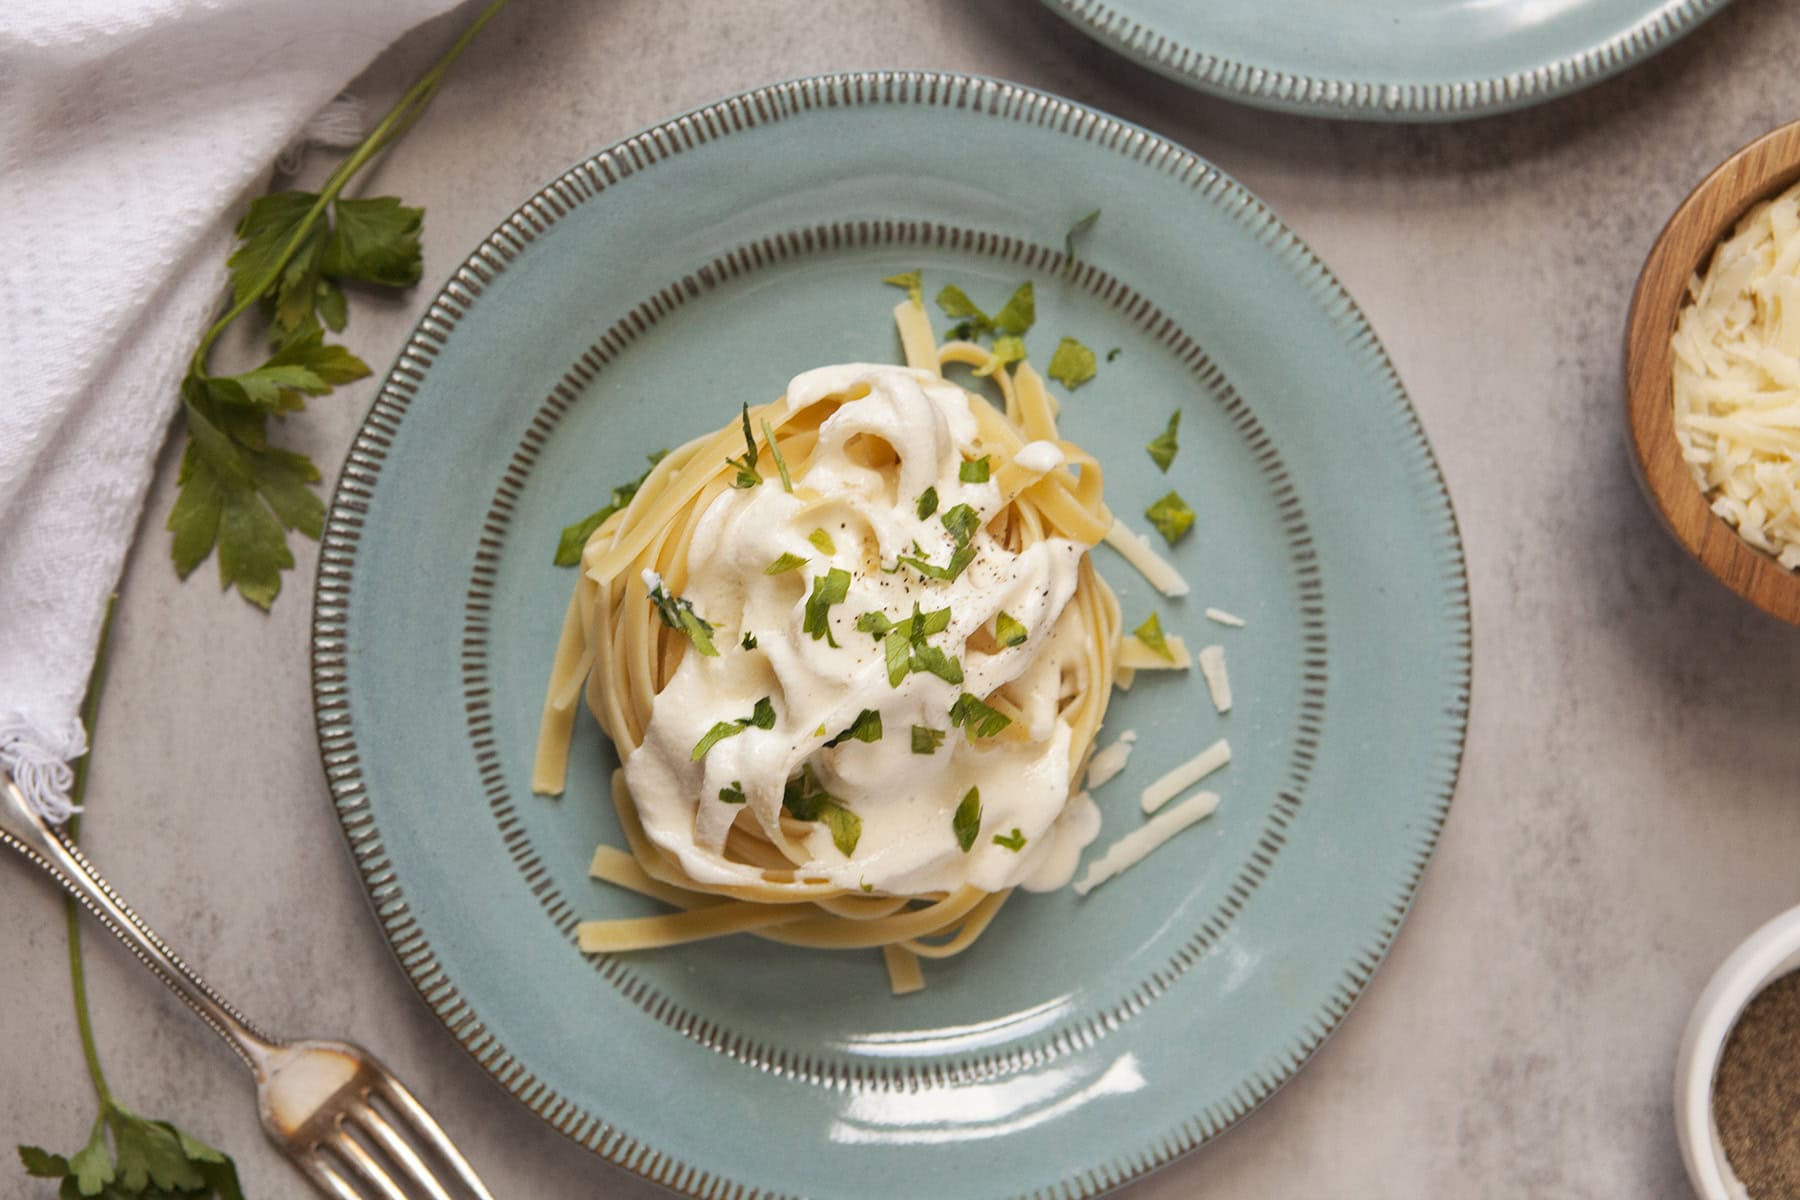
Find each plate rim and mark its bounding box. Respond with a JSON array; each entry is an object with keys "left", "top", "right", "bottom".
[
  {"left": 310, "top": 68, "right": 1473, "bottom": 1199},
  {"left": 1042, "top": 0, "right": 1732, "bottom": 121}
]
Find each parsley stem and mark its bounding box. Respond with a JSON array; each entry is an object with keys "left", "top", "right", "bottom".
[
  {"left": 63, "top": 597, "right": 118, "bottom": 1110},
  {"left": 187, "top": 0, "right": 511, "bottom": 379}
]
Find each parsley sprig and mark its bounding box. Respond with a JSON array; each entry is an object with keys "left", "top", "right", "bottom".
[
  {"left": 16, "top": 606, "right": 246, "bottom": 1199},
  {"left": 168, "top": 0, "right": 509, "bottom": 609}
]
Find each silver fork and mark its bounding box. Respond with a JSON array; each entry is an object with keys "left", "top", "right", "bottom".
[{"left": 1, "top": 775, "right": 496, "bottom": 1200}]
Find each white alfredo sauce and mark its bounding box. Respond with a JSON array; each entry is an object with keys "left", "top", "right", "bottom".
[{"left": 622, "top": 364, "right": 1099, "bottom": 896}]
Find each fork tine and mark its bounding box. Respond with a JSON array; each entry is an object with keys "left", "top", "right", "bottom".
[
  {"left": 347, "top": 1099, "right": 456, "bottom": 1200},
  {"left": 330, "top": 1129, "right": 412, "bottom": 1200},
  {"left": 294, "top": 1150, "right": 364, "bottom": 1200},
  {"left": 374, "top": 1076, "right": 497, "bottom": 1200}
]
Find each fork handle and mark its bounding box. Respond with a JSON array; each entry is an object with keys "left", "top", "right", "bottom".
[{"left": 1, "top": 774, "right": 283, "bottom": 1074}]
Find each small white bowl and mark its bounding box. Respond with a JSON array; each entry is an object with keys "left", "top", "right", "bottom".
[{"left": 1675, "top": 904, "right": 1800, "bottom": 1199}]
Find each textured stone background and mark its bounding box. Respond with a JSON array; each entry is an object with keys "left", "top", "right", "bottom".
[{"left": 6, "top": 1, "right": 1800, "bottom": 1196}]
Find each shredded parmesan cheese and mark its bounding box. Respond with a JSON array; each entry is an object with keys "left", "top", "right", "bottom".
[
  {"left": 1073, "top": 788, "right": 1220, "bottom": 896},
  {"left": 1140, "top": 738, "right": 1230, "bottom": 813},
  {"left": 1204, "top": 607, "right": 1246, "bottom": 627},
  {"left": 1671, "top": 178, "right": 1800, "bottom": 569},
  {"left": 1114, "top": 666, "right": 1135, "bottom": 691},
  {"left": 1198, "top": 644, "right": 1232, "bottom": 712},
  {"left": 1083, "top": 731, "right": 1137, "bottom": 791},
  {"left": 1103, "top": 519, "right": 1191, "bottom": 596},
  {"left": 1118, "top": 634, "right": 1191, "bottom": 669}
]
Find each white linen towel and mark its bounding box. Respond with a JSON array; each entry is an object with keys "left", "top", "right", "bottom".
[{"left": 0, "top": 0, "right": 471, "bottom": 821}]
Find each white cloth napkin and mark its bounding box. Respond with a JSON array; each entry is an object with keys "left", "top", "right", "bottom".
[{"left": 0, "top": 0, "right": 468, "bottom": 821}]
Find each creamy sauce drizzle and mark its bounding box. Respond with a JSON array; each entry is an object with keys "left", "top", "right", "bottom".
[{"left": 623, "top": 364, "right": 1098, "bottom": 895}]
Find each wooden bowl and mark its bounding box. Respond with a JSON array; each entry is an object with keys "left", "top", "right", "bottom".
[{"left": 1625, "top": 119, "right": 1800, "bottom": 627}]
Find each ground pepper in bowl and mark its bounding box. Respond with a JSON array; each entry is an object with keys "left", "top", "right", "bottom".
[{"left": 1714, "top": 969, "right": 1800, "bottom": 1197}]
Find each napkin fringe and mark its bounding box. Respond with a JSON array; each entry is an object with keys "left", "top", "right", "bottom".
[
  {"left": 277, "top": 94, "right": 368, "bottom": 175},
  {"left": 0, "top": 712, "right": 88, "bottom": 825}
]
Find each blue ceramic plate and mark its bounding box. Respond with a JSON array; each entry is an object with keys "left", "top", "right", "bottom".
[
  {"left": 312, "top": 73, "right": 1469, "bottom": 1199},
  {"left": 1045, "top": 0, "right": 1730, "bottom": 120}
]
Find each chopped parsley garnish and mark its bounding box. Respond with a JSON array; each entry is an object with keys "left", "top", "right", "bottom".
[
  {"left": 940, "top": 502, "right": 980, "bottom": 545},
  {"left": 647, "top": 576, "right": 719, "bottom": 656},
  {"left": 719, "top": 781, "right": 747, "bottom": 804},
  {"left": 761, "top": 418, "right": 793, "bottom": 492},
  {"left": 554, "top": 451, "right": 667, "bottom": 566},
  {"left": 935, "top": 281, "right": 1035, "bottom": 342},
  {"left": 765, "top": 551, "right": 808, "bottom": 575},
  {"left": 883, "top": 269, "right": 924, "bottom": 308},
  {"left": 824, "top": 708, "right": 883, "bottom": 747},
  {"left": 975, "top": 335, "right": 1026, "bottom": 377},
  {"left": 802, "top": 568, "right": 851, "bottom": 646},
  {"left": 949, "top": 692, "right": 1011, "bottom": 740},
  {"left": 861, "top": 879, "right": 874, "bottom": 893},
  {"left": 897, "top": 544, "right": 975, "bottom": 582},
  {"left": 911, "top": 724, "right": 946, "bottom": 754},
  {"left": 808, "top": 528, "right": 837, "bottom": 555},
  {"left": 782, "top": 764, "right": 861, "bottom": 856},
  {"left": 1133, "top": 611, "right": 1175, "bottom": 663},
  {"left": 994, "top": 611, "right": 1028, "bottom": 647},
  {"left": 1064, "top": 208, "right": 1100, "bottom": 275},
  {"left": 741, "top": 630, "right": 758, "bottom": 650},
  {"left": 690, "top": 695, "right": 776, "bottom": 761},
  {"left": 993, "top": 283, "right": 1035, "bottom": 336},
  {"left": 1147, "top": 410, "right": 1181, "bottom": 473},
  {"left": 1145, "top": 491, "right": 1196, "bottom": 545},
  {"left": 725, "top": 403, "right": 763, "bottom": 488},
  {"left": 1047, "top": 337, "right": 1098, "bottom": 389},
  {"left": 871, "top": 603, "right": 960, "bottom": 687},
  {"left": 958, "top": 456, "right": 991, "bottom": 484},
  {"left": 916, "top": 486, "right": 939, "bottom": 519},
  {"left": 953, "top": 787, "right": 982, "bottom": 852},
  {"left": 1107, "top": 347, "right": 1122, "bottom": 362},
  {"left": 993, "top": 828, "right": 1027, "bottom": 852}
]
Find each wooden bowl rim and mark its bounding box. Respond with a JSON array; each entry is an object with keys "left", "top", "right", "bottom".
[{"left": 1624, "top": 118, "right": 1800, "bottom": 627}]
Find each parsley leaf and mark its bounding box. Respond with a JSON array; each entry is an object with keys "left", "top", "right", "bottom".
[
  {"left": 322, "top": 196, "right": 425, "bottom": 289},
  {"left": 992, "top": 282, "right": 1035, "bottom": 336},
  {"left": 897, "top": 544, "right": 975, "bottom": 582},
  {"left": 766, "top": 552, "right": 809, "bottom": 575},
  {"left": 803, "top": 568, "right": 851, "bottom": 646},
  {"left": 1064, "top": 209, "right": 1100, "bottom": 276},
  {"left": 1146, "top": 410, "right": 1181, "bottom": 473},
  {"left": 555, "top": 450, "right": 667, "bottom": 565},
  {"left": 949, "top": 692, "right": 1012, "bottom": 740},
  {"left": 953, "top": 787, "right": 982, "bottom": 852},
  {"left": 761, "top": 418, "right": 793, "bottom": 492},
  {"left": 824, "top": 708, "right": 883, "bottom": 747},
  {"left": 993, "top": 828, "right": 1028, "bottom": 852},
  {"left": 1133, "top": 611, "right": 1175, "bottom": 662},
  {"left": 781, "top": 765, "right": 861, "bottom": 855},
  {"left": 720, "top": 781, "right": 747, "bottom": 804},
  {"left": 741, "top": 631, "right": 758, "bottom": 650},
  {"left": 174, "top": 0, "right": 504, "bottom": 609},
  {"left": 911, "top": 725, "right": 946, "bottom": 754},
  {"left": 726, "top": 403, "right": 763, "bottom": 488},
  {"left": 936, "top": 284, "right": 992, "bottom": 336},
  {"left": 941, "top": 503, "right": 980, "bottom": 545},
  {"left": 1145, "top": 491, "right": 1196, "bottom": 546},
  {"left": 958, "top": 456, "right": 991, "bottom": 484},
  {"left": 1047, "top": 337, "right": 1098, "bottom": 388},
  {"left": 22, "top": 1109, "right": 244, "bottom": 1200},
  {"left": 647, "top": 575, "right": 720, "bottom": 656},
  {"left": 916, "top": 486, "right": 939, "bottom": 519},
  {"left": 808, "top": 528, "right": 837, "bottom": 555},
  {"left": 1107, "top": 347, "right": 1122, "bottom": 362},
  {"left": 691, "top": 695, "right": 776, "bottom": 760},
  {"left": 880, "top": 604, "right": 961, "bottom": 686},
  {"left": 883, "top": 269, "right": 924, "bottom": 308},
  {"left": 975, "top": 334, "right": 1026, "bottom": 378},
  {"left": 994, "top": 611, "right": 1028, "bottom": 647}
]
